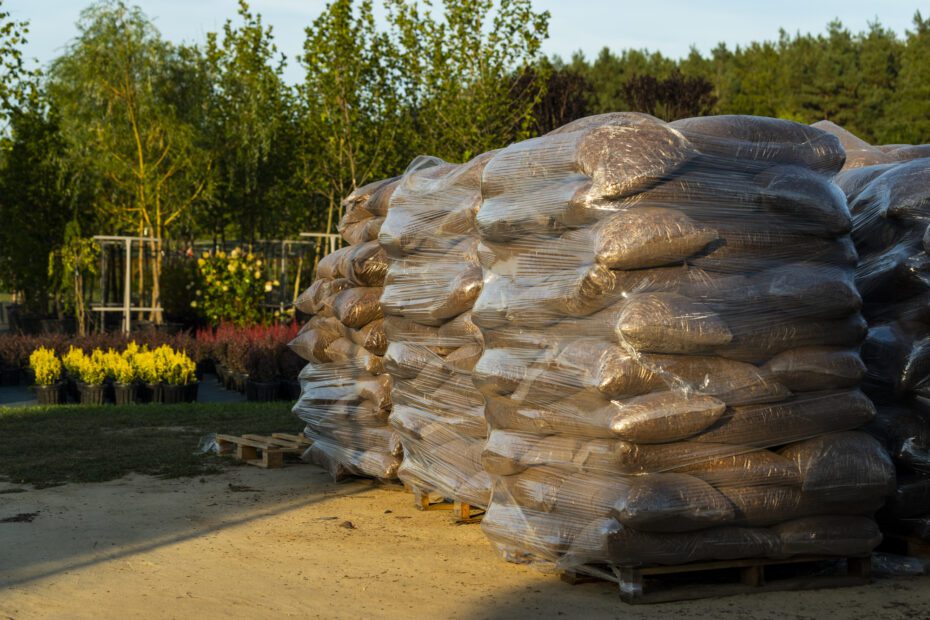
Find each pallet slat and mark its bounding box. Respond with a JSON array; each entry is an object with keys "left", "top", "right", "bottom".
[
  {"left": 406, "top": 484, "right": 485, "bottom": 524},
  {"left": 563, "top": 555, "right": 871, "bottom": 604}
]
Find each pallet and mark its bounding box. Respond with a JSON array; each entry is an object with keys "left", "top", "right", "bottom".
[
  {"left": 216, "top": 433, "right": 311, "bottom": 469},
  {"left": 406, "top": 484, "right": 485, "bottom": 524},
  {"left": 879, "top": 533, "right": 930, "bottom": 558},
  {"left": 562, "top": 555, "right": 871, "bottom": 604}
]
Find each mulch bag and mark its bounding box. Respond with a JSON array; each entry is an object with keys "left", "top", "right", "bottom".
[
  {"left": 669, "top": 115, "right": 845, "bottom": 174},
  {"left": 332, "top": 287, "right": 384, "bottom": 328},
  {"left": 607, "top": 523, "right": 779, "bottom": 566},
  {"left": 763, "top": 347, "right": 865, "bottom": 392},
  {"left": 611, "top": 473, "right": 734, "bottom": 533},
  {"left": 773, "top": 515, "right": 882, "bottom": 557}
]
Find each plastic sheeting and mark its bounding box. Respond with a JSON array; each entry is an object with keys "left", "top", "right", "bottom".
[
  {"left": 291, "top": 179, "right": 402, "bottom": 481},
  {"left": 472, "top": 112, "right": 893, "bottom": 574},
  {"left": 836, "top": 137, "right": 930, "bottom": 535},
  {"left": 380, "top": 154, "right": 493, "bottom": 508}
]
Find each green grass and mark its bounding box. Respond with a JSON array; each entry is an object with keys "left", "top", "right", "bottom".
[{"left": 0, "top": 402, "right": 302, "bottom": 488}]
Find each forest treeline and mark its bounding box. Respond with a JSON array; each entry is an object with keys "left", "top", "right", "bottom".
[{"left": 1, "top": 0, "right": 929, "bottom": 311}]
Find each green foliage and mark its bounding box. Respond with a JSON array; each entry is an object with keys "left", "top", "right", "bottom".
[
  {"left": 203, "top": 1, "right": 298, "bottom": 241},
  {"left": 193, "top": 248, "right": 277, "bottom": 326},
  {"left": 47, "top": 220, "right": 100, "bottom": 335}
]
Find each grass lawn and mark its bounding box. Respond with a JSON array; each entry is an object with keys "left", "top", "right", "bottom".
[{"left": 0, "top": 402, "right": 302, "bottom": 488}]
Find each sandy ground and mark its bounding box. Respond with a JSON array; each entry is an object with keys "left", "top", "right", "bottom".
[{"left": 2, "top": 466, "right": 930, "bottom": 620}]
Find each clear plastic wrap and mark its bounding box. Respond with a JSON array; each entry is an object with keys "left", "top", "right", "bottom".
[
  {"left": 837, "top": 140, "right": 930, "bottom": 540},
  {"left": 379, "top": 153, "right": 494, "bottom": 508},
  {"left": 290, "top": 178, "right": 402, "bottom": 481},
  {"left": 473, "top": 112, "right": 892, "bottom": 574}
]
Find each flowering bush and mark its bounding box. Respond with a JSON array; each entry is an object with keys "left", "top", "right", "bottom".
[
  {"left": 192, "top": 248, "right": 279, "bottom": 326},
  {"left": 29, "top": 347, "right": 62, "bottom": 386}
]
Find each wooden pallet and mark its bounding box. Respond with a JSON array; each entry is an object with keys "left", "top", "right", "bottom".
[
  {"left": 879, "top": 533, "right": 930, "bottom": 558},
  {"left": 562, "top": 555, "right": 871, "bottom": 604},
  {"left": 406, "top": 484, "right": 485, "bottom": 524},
  {"left": 216, "top": 433, "right": 311, "bottom": 469}
]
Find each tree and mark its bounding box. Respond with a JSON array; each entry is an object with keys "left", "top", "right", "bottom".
[
  {"left": 0, "top": 99, "right": 78, "bottom": 313},
  {"left": 386, "top": 0, "right": 551, "bottom": 161},
  {"left": 298, "top": 0, "right": 403, "bottom": 238},
  {"left": 623, "top": 69, "right": 716, "bottom": 121},
  {"left": 204, "top": 1, "right": 297, "bottom": 242},
  {"left": 885, "top": 12, "right": 930, "bottom": 143},
  {"left": 47, "top": 1, "right": 212, "bottom": 322}
]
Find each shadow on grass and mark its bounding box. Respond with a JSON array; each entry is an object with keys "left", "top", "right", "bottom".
[{"left": 0, "top": 401, "right": 301, "bottom": 487}]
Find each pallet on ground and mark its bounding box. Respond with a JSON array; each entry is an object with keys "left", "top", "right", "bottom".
[
  {"left": 216, "top": 433, "right": 311, "bottom": 469},
  {"left": 404, "top": 484, "right": 485, "bottom": 524},
  {"left": 562, "top": 554, "right": 871, "bottom": 604}
]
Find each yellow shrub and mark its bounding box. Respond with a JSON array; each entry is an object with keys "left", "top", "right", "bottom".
[
  {"left": 61, "top": 346, "right": 86, "bottom": 376},
  {"left": 29, "top": 347, "right": 62, "bottom": 386}
]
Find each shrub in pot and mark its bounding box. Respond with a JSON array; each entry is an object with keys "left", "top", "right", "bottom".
[
  {"left": 111, "top": 352, "right": 138, "bottom": 406},
  {"left": 75, "top": 351, "right": 106, "bottom": 406},
  {"left": 29, "top": 346, "right": 63, "bottom": 406},
  {"left": 160, "top": 345, "right": 198, "bottom": 404},
  {"left": 245, "top": 343, "right": 279, "bottom": 401},
  {"left": 133, "top": 349, "right": 163, "bottom": 403}
]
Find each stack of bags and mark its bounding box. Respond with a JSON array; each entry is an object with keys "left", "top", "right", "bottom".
[
  {"left": 471, "top": 113, "right": 894, "bottom": 572},
  {"left": 379, "top": 155, "right": 493, "bottom": 507},
  {"left": 833, "top": 143, "right": 930, "bottom": 540},
  {"left": 290, "top": 177, "right": 402, "bottom": 480},
  {"left": 813, "top": 120, "right": 930, "bottom": 171}
]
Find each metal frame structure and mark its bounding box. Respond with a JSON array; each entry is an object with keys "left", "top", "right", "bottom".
[
  {"left": 91, "top": 235, "right": 163, "bottom": 334},
  {"left": 299, "top": 232, "right": 341, "bottom": 256}
]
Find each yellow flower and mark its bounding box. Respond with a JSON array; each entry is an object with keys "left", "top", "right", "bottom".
[
  {"left": 197, "top": 258, "right": 205, "bottom": 267},
  {"left": 264, "top": 281, "right": 273, "bottom": 292},
  {"left": 253, "top": 270, "right": 261, "bottom": 279},
  {"left": 190, "top": 301, "right": 198, "bottom": 308}
]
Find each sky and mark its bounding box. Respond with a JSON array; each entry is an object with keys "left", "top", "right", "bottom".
[{"left": 6, "top": 0, "right": 924, "bottom": 83}]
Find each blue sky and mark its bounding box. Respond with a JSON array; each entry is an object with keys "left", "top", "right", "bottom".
[{"left": 6, "top": 0, "right": 924, "bottom": 83}]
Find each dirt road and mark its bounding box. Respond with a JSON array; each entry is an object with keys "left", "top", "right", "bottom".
[{"left": 2, "top": 466, "right": 929, "bottom": 619}]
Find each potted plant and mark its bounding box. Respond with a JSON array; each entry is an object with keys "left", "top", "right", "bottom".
[
  {"left": 111, "top": 352, "right": 138, "bottom": 405},
  {"left": 61, "top": 346, "right": 85, "bottom": 403},
  {"left": 29, "top": 346, "right": 63, "bottom": 405},
  {"left": 133, "top": 349, "right": 162, "bottom": 404},
  {"left": 161, "top": 346, "right": 197, "bottom": 404},
  {"left": 76, "top": 350, "right": 107, "bottom": 405},
  {"left": 245, "top": 343, "right": 279, "bottom": 401},
  {"left": 277, "top": 343, "right": 304, "bottom": 401}
]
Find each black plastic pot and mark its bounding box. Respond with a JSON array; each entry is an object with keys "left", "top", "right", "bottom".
[
  {"left": 78, "top": 383, "right": 106, "bottom": 406},
  {"left": 0, "top": 367, "right": 21, "bottom": 386},
  {"left": 114, "top": 383, "right": 137, "bottom": 406},
  {"left": 162, "top": 384, "right": 187, "bottom": 404},
  {"left": 145, "top": 382, "right": 164, "bottom": 404},
  {"left": 35, "top": 383, "right": 64, "bottom": 406},
  {"left": 231, "top": 371, "right": 248, "bottom": 393},
  {"left": 246, "top": 380, "right": 279, "bottom": 402}
]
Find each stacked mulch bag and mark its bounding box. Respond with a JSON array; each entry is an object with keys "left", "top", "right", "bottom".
[
  {"left": 379, "top": 155, "right": 493, "bottom": 508},
  {"left": 471, "top": 112, "right": 895, "bottom": 576},
  {"left": 290, "top": 178, "right": 403, "bottom": 480},
  {"left": 813, "top": 120, "right": 930, "bottom": 171},
  {"left": 830, "top": 134, "right": 930, "bottom": 542}
]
